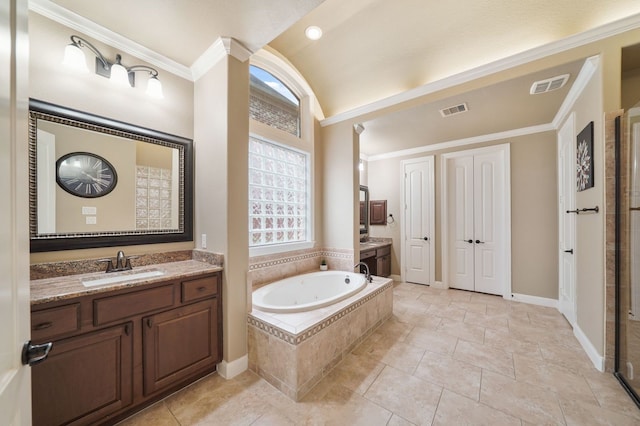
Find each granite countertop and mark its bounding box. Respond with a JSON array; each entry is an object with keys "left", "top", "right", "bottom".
[
  {"left": 31, "top": 260, "right": 223, "bottom": 306},
  {"left": 359, "top": 239, "right": 392, "bottom": 251}
]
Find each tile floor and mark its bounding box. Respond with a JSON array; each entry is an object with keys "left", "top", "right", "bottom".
[{"left": 118, "top": 281, "right": 640, "bottom": 425}]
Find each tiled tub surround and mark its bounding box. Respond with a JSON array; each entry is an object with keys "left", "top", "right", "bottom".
[{"left": 248, "top": 275, "right": 393, "bottom": 401}]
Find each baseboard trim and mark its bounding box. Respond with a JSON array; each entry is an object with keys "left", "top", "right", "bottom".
[
  {"left": 217, "top": 355, "right": 248, "bottom": 379},
  {"left": 573, "top": 323, "right": 605, "bottom": 372},
  {"left": 510, "top": 293, "right": 558, "bottom": 308},
  {"left": 430, "top": 281, "right": 448, "bottom": 289},
  {"left": 389, "top": 274, "right": 402, "bottom": 282}
]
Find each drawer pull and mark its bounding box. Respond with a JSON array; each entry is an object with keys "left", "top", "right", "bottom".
[
  {"left": 33, "top": 322, "right": 53, "bottom": 331},
  {"left": 197, "top": 286, "right": 207, "bottom": 292},
  {"left": 147, "top": 318, "right": 153, "bottom": 328}
]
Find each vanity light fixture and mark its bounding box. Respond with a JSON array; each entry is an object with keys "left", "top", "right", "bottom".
[{"left": 62, "top": 35, "right": 164, "bottom": 99}]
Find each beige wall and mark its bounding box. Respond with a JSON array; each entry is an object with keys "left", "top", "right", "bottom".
[
  {"left": 28, "top": 12, "right": 195, "bottom": 263},
  {"left": 194, "top": 53, "right": 250, "bottom": 364},
  {"left": 572, "top": 63, "right": 605, "bottom": 356},
  {"left": 367, "top": 132, "right": 558, "bottom": 299},
  {"left": 321, "top": 121, "right": 359, "bottom": 252}
]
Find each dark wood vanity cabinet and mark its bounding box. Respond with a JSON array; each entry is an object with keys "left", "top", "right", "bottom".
[
  {"left": 30, "top": 271, "right": 222, "bottom": 426},
  {"left": 360, "top": 244, "right": 391, "bottom": 277},
  {"left": 143, "top": 298, "right": 219, "bottom": 395},
  {"left": 31, "top": 323, "right": 133, "bottom": 426}
]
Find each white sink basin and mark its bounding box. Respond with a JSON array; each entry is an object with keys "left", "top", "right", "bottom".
[{"left": 82, "top": 269, "right": 165, "bottom": 287}]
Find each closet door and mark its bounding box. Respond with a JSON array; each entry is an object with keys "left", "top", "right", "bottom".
[
  {"left": 445, "top": 146, "right": 507, "bottom": 296},
  {"left": 448, "top": 156, "right": 475, "bottom": 291}
]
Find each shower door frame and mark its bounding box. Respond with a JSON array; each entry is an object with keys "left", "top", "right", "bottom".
[{"left": 614, "top": 114, "right": 640, "bottom": 408}]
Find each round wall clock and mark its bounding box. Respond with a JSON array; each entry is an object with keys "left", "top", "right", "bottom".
[{"left": 56, "top": 152, "right": 118, "bottom": 198}]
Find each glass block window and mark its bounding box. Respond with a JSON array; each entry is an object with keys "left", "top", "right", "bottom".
[
  {"left": 249, "top": 136, "right": 308, "bottom": 247},
  {"left": 249, "top": 65, "right": 300, "bottom": 137},
  {"left": 135, "top": 166, "right": 173, "bottom": 230}
]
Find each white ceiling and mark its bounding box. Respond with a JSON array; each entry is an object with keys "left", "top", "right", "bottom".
[{"left": 38, "top": 0, "right": 640, "bottom": 156}]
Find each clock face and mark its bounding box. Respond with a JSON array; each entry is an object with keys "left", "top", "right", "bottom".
[{"left": 56, "top": 152, "right": 118, "bottom": 198}]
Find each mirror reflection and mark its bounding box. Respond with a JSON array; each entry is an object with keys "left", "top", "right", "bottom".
[
  {"left": 29, "top": 99, "right": 193, "bottom": 252},
  {"left": 359, "top": 185, "right": 369, "bottom": 239}
]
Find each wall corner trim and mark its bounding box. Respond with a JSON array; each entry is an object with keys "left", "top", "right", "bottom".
[
  {"left": 574, "top": 323, "right": 605, "bottom": 372},
  {"left": 192, "top": 37, "right": 253, "bottom": 81},
  {"left": 217, "top": 354, "right": 249, "bottom": 380}
]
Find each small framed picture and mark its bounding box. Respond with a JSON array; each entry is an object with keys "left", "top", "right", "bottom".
[{"left": 577, "top": 121, "right": 594, "bottom": 192}]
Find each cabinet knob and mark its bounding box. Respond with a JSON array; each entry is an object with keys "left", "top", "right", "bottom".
[
  {"left": 146, "top": 318, "right": 153, "bottom": 328},
  {"left": 466, "top": 239, "right": 473, "bottom": 244},
  {"left": 423, "top": 236, "right": 429, "bottom": 241}
]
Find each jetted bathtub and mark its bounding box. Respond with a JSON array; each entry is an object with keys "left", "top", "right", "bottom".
[{"left": 252, "top": 270, "right": 367, "bottom": 313}]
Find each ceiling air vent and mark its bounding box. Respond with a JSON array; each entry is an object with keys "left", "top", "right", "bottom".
[
  {"left": 529, "top": 74, "right": 570, "bottom": 95},
  {"left": 439, "top": 102, "right": 468, "bottom": 117}
]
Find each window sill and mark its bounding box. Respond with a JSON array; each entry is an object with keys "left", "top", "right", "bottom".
[{"left": 249, "top": 241, "right": 315, "bottom": 258}]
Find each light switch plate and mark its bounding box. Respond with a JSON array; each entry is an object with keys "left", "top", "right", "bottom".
[
  {"left": 86, "top": 216, "right": 97, "bottom": 225},
  {"left": 82, "top": 206, "right": 97, "bottom": 215}
]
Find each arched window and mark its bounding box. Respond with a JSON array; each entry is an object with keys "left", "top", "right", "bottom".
[
  {"left": 249, "top": 65, "right": 300, "bottom": 137},
  {"left": 248, "top": 53, "right": 317, "bottom": 256}
]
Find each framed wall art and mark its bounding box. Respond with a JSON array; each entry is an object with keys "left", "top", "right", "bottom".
[{"left": 577, "top": 121, "right": 594, "bottom": 192}]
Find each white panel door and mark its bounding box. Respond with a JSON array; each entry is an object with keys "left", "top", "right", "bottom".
[
  {"left": 0, "top": 0, "right": 32, "bottom": 424},
  {"left": 445, "top": 146, "right": 508, "bottom": 296},
  {"left": 448, "top": 156, "right": 475, "bottom": 291},
  {"left": 473, "top": 150, "right": 505, "bottom": 295},
  {"left": 403, "top": 157, "right": 435, "bottom": 285},
  {"left": 558, "top": 114, "right": 576, "bottom": 326}
]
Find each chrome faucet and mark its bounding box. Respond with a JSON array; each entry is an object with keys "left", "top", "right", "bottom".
[
  {"left": 98, "top": 250, "right": 138, "bottom": 273},
  {"left": 354, "top": 262, "right": 373, "bottom": 283}
]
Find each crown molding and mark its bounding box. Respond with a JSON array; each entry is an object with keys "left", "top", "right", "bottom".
[
  {"left": 367, "top": 123, "right": 555, "bottom": 162},
  {"left": 321, "top": 12, "right": 640, "bottom": 127},
  {"left": 29, "top": 0, "right": 193, "bottom": 80},
  {"left": 191, "top": 37, "right": 253, "bottom": 81},
  {"left": 552, "top": 55, "right": 600, "bottom": 129},
  {"left": 190, "top": 38, "right": 227, "bottom": 81}
]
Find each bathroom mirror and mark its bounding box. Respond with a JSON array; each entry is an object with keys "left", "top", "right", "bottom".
[
  {"left": 29, "top": 99, "right": 193, "bottom": 252},
  {"left": 359, "top": 185, "right": 369, "bottom": 238}
]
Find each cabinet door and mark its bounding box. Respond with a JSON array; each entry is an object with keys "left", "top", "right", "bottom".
[
  {"left": 143, "top": 298, "right": 219, "bottom": 395},
  {"left": 376, "top": 255, "right": 391, "bottom": 278},
  {"left": 31, "top": 323, "right": 133, "bottom": 426}
]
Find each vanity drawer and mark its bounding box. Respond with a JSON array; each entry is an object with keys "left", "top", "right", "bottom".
[
  {"left": 182, "top": 275, "right": 218, "bottom": 303},
  {"left": 360, "top": 249, "right": 376, "bottom": 260},
  {"left": 94, "top": 284, "right": 175, "bottom": 326},
  {"left": 31, "top": 303, "right": 80, "bottom": 342},
  {"left": 376, "top": 245, "right": 391, "bottom": 257}
]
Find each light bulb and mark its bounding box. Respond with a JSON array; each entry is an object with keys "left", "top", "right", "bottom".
[
  {"left": 146, "top": 75, "right": 164, "bottom": 99},
  {"left": 305, "top": 26, "right": 323, "bottom": 40},
  {"left": 110, "top": 62, "right": 131, "bottom": 87},
  {"left": 62, "top": 43, "right": 89, "bottom": 73}
]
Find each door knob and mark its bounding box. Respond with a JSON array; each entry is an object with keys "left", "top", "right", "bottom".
[
  {"left": 423, "top": 237, "right": 429, "bottom": 241},
  {"left": 21, "top": 341, "right": 53, "bottom": 366},
  {"left": 475, "top": 240, "right": 485, "bottom": 244},
  {"left": 564, "top": 249, "right": 574, "bottom": 254}
]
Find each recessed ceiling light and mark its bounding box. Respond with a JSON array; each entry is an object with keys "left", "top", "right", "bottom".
[{"left": 305, "top": 26, "right": 323, "bottom": 40}]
